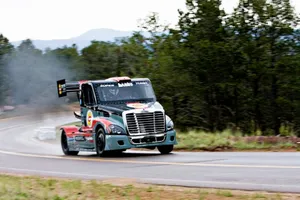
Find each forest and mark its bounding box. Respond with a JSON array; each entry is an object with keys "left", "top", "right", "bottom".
[{"left": 1, "top": 0, "right": 300, "bottom": 136}]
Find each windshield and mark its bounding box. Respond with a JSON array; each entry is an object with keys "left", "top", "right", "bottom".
[{"left": 93, "top": 80, "right": 156, "bottom": 103}]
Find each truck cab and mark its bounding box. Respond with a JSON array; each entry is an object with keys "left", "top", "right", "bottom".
[{"left": 57, "top": 76, "right": 177, "bottom": 156}]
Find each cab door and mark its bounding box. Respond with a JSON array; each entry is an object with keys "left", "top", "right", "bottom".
[
  {"left": 80, "top": 83, "right": 97, "bottom": 127},
  {"left": 76, "top": 83, "right": 97, "bottom": 150}
]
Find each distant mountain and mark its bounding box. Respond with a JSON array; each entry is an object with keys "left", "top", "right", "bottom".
[{"left": 11, "top": 28, "right": 149, "bottom": 51}]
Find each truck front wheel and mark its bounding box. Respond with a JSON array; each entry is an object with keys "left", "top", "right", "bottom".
[
  {"left": 157, "top": 145, "right": 173, "bottom": 154},
  {"left": 96, "top": 128, "right": 107, "bottom": 157}
]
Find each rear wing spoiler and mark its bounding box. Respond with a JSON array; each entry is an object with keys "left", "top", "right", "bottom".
[{"left": 57, "top": 79, "right": 81, "bottom": 98}]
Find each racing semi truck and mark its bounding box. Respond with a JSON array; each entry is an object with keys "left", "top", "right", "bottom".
[{"left": 57, "top": 76, "right": 177, "bottom": 156}]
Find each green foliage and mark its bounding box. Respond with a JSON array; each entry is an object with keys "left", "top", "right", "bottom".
[
  {"left": 0, "top": 34, "right": 13, "bottom": 105},
  {"left": 176, "top": 128, "right": 298, "bottom": 151},
  {"left": 0, "top": 0, "right": 300, "bottom": 135}
]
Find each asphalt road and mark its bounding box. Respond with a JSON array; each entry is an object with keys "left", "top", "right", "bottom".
[{"left": 0, "top": 111, "right": 300, "bottom": 193}]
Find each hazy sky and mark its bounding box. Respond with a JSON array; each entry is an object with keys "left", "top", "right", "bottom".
[{"left": 1, "top": 0, "right": 300, "bottom": 41}]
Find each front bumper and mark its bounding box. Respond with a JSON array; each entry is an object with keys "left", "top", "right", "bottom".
[{"left": 104, "top": 129, "right": 177, "bottom": 151}]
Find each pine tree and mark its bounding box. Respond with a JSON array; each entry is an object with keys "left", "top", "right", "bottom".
[{"left": 0, "top": 34, "right": 14, "bottom": 105}]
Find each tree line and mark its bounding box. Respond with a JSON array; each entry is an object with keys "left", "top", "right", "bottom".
[{"left": 1, "top": 0, "right": 300, "bottom": 136}]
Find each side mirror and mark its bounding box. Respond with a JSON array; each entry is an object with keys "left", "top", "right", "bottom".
[{"left": 73, "top": 111, "right": 81, "bottom": 119}]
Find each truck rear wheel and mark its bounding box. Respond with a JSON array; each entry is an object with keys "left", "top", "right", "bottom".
[
  {"left": 61, "top": 130, "right": 79, "bottom": 156},
  {"left": 157, "top": 145, "right": 173, "bottom": 154}
]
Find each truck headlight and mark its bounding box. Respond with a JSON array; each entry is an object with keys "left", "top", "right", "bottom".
[
  {"left": 166, "top": 115, "right": 174, "bottom": 131},
  {"left": 109, "top": 124, "right": 126, "bottom": 135}
]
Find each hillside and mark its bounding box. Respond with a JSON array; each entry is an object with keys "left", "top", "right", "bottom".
[{"left": 10, "top": 28, "right": 147, "bottom": 51}]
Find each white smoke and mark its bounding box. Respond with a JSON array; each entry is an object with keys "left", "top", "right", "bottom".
[{"left": 4, "top": 40, "right": 78, "bottom": 110}]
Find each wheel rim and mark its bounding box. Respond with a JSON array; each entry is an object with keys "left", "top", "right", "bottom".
[{"left": 97, "top": 133, "right": 105, "bottom": 153}]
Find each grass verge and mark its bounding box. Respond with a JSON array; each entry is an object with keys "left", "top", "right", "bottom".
[
  {"left": 56, "top": 121, "right": 300, "bottom": 152},
  {"left": 0, "top": 174, "right": 299, "bottom": 200},
  {"left": 176, "top": 130, "right": 300, "bottom": 152}
]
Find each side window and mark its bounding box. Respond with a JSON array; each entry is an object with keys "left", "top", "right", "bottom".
[{"left": 82, "top": 84, "right": 96, "bottom": 106}]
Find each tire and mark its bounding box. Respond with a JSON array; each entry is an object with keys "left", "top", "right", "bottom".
[
  {"left": 157, "top": 145, "right": 173, "bottom": 154},
  {"left": 61, "top": 130, "right": 79, "bottom": 156},
  {"left": 95, "top": 128, "right": 107, "bottom": 157}
]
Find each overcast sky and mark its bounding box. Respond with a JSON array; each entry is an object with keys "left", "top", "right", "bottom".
[{"left": 1, "top": 0, "right": 299, "bottom": 41}]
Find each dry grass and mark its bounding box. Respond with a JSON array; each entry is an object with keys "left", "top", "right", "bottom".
[{"left": 0, "top": 174, "right": 299, "bottom": 200}]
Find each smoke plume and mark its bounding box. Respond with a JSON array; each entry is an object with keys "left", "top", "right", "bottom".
[{"left": 4, "top": 40, "right": 78, "bottom": 112}]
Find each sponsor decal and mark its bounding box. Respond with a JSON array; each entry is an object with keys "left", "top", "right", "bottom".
[
  {"left": 127, "top": 103, "right": 148, "bottom": 109},
  {"left": 57, "top": 79, "right": 67, "bottom": 97},
  {"left": 58, "top": 84, "right": 63, "bottom": 95},
  {"left": 75, "top": 136, "right": 85, "bottom": 141},
  {"left": 135, "top": 81, "right": 149, "bottom": 85},
  {"left": 85, "top": 137, "right": 93, "bottom": 142},
  {"left": 58, "top": 84, "right": 66, "bottom": 96},
  {"left": 100, "top": 84, "right": 115, "bottom": 87},
  {"left": 72, "top": 148, "right": 95, "bottom": 152},
  {"left": 79, "top": 148, "right": 95, "bottom": 152},
  {"left": 118, "top": 82, "right": 133, "bottom": 87},
  {"left": 86, "top": 110, "right": 93, "bottom": 127}
]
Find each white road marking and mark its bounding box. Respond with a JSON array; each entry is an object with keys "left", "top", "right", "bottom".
[{"left": 0, "top": 149, "right": 300, "bottom": 169}]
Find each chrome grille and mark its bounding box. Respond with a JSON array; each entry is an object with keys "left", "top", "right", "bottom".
[{"left": 125, "top": 111, "right": 165, "bottom": 135}]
